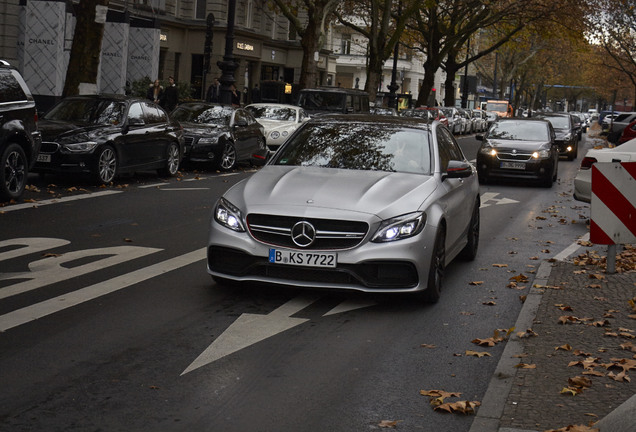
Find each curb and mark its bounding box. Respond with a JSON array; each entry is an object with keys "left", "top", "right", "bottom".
[{"left": 469, "top": 233, "right": 592, "bottom": 432}]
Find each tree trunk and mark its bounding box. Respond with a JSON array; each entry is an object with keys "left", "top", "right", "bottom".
[
  {"left": 444, "top": 58, "right": 459, "bottom": 107},
  {"left": 415, "top": 58, "right": 438, "bottom": 107},
  {"left": 63, "top": 0, "right": 110, "bottom": 97}
]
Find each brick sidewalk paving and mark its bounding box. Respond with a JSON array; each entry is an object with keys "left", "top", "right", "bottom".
[{"left": 499, "top": 248, "right": 636, "bottom": 431}]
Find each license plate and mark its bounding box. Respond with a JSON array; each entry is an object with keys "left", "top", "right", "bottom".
[
  {"left": 501, "top": 161, "right": 525, "bottom": 170},
  {"left": 269, "top": 249, "right": 337, "bottom": 268},
  {"left": 37, "top": 154, "right": 51, "bottom": 163}
]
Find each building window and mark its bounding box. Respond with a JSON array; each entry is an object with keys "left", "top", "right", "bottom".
[
  {"left": 341, "top": 35, "right": 351, "bottom": 55},
  {"left": 246, "top": 0, "right": 253, "bottom": 28},
  {"left": 195, "top": 0, "right": 206, "bottom": 20}
]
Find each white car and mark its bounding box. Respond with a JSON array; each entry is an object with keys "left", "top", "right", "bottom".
[
  {"left": 573, "top": 139, "right": 636, "bottom": 203},
  {"left": 245, "top": 103, "right": 309, "bottom": 152}
]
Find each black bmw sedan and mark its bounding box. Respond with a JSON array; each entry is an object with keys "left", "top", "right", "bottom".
[
  {"left": 171, "top": 103, "right": 268, "bottom": 171},
  {"left": 34, "top": 95, "right": 183, "bottom": 184},
  {"left": 476, "top": 118, "right": 559, "bottom": 187}
]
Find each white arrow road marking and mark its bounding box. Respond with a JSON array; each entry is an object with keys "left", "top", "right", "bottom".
[
  {"left": 182, "top": 294, "right": 320, "bottom": 375},
  {"left": 323, "top": 299, "right": 377, "bottom": 316},
  {"left": 0, "top": 248, "right": 206, "bottom": 332},
  {"left": 182, "top": 295, "right": 377, "bottom": 375},
  {"left": 480, "top": 192, "right": 520, "bottom": 208},
  {"left": 0, "top": 238, "right": 70, "bottom": 261}
]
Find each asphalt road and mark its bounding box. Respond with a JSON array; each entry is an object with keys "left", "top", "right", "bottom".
[{"left": 0, "top": 133, "right": 592, "bottom": 431}]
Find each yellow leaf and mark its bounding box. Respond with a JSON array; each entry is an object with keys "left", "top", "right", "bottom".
[
  {"left": 492, "top": 263, "right": 508, "bottom": 267},
  {"left": 555, "top": 344, "right": 573, "bottom": 351},
  {"left": 560, "top": 386, "right": 580, "bottom": 396},
  {"left": 465, "top": 350, "right": 491, "bottom": 358}
]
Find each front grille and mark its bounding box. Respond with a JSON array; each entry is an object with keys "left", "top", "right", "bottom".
[
  {"left": 247, "top": 214, "right": 368, "bottom": 250},
  {"left": 208, "top": 246, "right": 418, "bottom": 289},
  {"left": 40, "top": 142, "right": 59, "bottom": 153},
  {"left": 497, "top": 151, "right": 531, "bottom": 161}
]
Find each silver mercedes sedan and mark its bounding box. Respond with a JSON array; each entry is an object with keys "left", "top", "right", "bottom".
[{"left": 207, "top": 115, "right": 480, "bottom": 302}]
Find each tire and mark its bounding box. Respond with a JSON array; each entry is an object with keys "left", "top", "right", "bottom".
[
  {"left": 217, "top": 141, "right": 237, "bottom": 171},
  {"left": 158, "top": 142, "right": 180, "bottom": 177},
  {"left": 421, "top": 227, "right": 445, "bottom": 303},
  {"left": 93, "top": 145, "right": 117, "bottom": 184},
  {"left": 459, "top": 199, "right": 480, "bottom": 261},
  {"left": 0, "top": 143, "right": 28, "bottom": 201}
]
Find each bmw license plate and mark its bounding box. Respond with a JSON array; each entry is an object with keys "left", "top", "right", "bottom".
[
  {"left": 269, "top": 249, "right": 337, "bottom": 268},
  {"left": 37, "top": 154, "right": 51, "bottom": 163},
  {"left": 500, "top": 161, "right": 525, "bottom": 170}
]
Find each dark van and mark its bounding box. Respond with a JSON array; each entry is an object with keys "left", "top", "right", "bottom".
[{"left": 297, "top": 87, "right": 370, "bottom": 116}]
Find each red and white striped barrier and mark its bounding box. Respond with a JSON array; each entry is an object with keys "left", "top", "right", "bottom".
[{"left": 590, "top": 162, "right": 636, "bottom": 245}]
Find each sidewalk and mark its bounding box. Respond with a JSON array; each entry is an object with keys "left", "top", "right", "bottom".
[{"left": 471, "top": 241, "right": 636, "bottom": 432}]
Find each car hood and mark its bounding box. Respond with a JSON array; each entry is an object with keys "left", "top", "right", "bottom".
[
  {"left": 484, "top": 138, "right": 552, "bottom": 151},
  {"left": 223, "top": 165, "right": 438, "bottom": 221},
  {"left": 38, "top": 119, "right": 118, "bottom": 142},
  {"left": 256, "top": 119, "right": 295, "bottom": 130},
  {"left": 180, "top": 123, "right": 227, "bottom": 136}
]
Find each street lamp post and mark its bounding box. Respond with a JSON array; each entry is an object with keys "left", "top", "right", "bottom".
[{"left": 217, "top": 0, "right": 238, "bottom": 105}]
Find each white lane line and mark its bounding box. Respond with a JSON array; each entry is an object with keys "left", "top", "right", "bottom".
[
  {"left": 0, "top": 191, "right": 123, "bottom": 212},
  {"left": 0, "top": 247, "right": 207, "bottom": 332},
  {"left": 553, "top": 233, "right": 590, "bottom": 261}
]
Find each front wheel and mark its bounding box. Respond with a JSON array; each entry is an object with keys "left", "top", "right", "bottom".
[
  {"left": 421, "top": 227, "right": 446, "bottom": 303},
  {"left": 0, "top": 143, "right": 28, "bottom": 201},
  {"left": 158, "top": 142, "right": 180, "bottom": 177},
  {"left": 217, "top": 141, "right": 237, "bottom": 171},
  {"left": 93, "top": 145, "right": 117, "bottom": 184}
]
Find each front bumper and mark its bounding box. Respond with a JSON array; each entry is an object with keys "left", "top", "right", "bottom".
[
  {"left": 573, "top": 169, "right": 591, "bottom": 203},
  {"left": 207, "top": 217, "right": 438, "bottom": 293},
  {"left": 477, "top": 154, "right": 555, "bottom": 181}
]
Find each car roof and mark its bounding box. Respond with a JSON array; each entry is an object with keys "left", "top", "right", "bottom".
[
  {"left": 245, "top": 103, "right": 299, "bottom": 109},
  {"left": 299, "top": 87, "right": 369, "bottom": 95},
  {"left": 307, "top": 114, "right": 433, "bottom": 131}
]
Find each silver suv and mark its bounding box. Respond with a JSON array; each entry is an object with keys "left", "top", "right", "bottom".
[{"left": 0, "top": 60, "right": 41, "bottom": 201}]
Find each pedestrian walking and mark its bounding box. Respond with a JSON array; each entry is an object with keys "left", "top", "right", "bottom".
[
  {"left": 146, "top": 79, "right": 163, "bottom": 105},
  {"left": 251, "top": 84, "right": 261, "bottom": 103},
  {"left": 206, "top": 78, "right": 220, "bottom": 103},
  {"left": 161, "top": 76, "right": 179, "bottom": 111},
  {"left": 230, "top": 84, "right": 240, "bottom": 107}
]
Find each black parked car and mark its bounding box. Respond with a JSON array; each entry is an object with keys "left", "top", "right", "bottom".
[
  {"left": 34, "top": 95, "right": 183, "bottom": 183},
  {"left": 0, "top": 60, "right": 42, "bottom": 201},
  {"left": 171, "top": 103, "right": 267, "bottom": 171},
  {"left": 476, "top": 118, "right": 558, "bottom": 187},
  {"left": 534, "top": 113, "right": 578, "bottom": 160}
]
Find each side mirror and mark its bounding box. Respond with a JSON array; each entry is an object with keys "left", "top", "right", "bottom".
[{"left": 445, "top": 160, "right": 473, "bottom": 179}]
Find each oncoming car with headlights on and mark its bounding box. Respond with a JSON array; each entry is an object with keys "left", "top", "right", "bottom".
[
  {"left": 207, "top": 115, "right": 481, "bottom": 303},
  {"left": 476, "top": 118, "right": 558, "bottom": 187}
]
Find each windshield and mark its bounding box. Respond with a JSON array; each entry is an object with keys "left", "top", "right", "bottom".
[
  {"left": 298, "top": 92, "right": 345, "bottom": 112},
  {"left": 487, "top": 102, "right": 508, "bottom": 112},
  {"left": 44, "top": 99, "right": 126, "bottom": 126},
  {"left": 271, "top": 122, "right": 432, "bottom": 174},
  {"left": 488, "top": 121, "right": 549, "bottom": 141},
  {"left": 246, "top": 106, "right": 297, "bottom": 121},
  {"left": 171, "top": 104, "right": 232, "bottom": 125},
  {"left": 540, "top": 116, "right": 569, "bottom": 129}
]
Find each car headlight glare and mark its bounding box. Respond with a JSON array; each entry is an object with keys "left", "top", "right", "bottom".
[
  {"left": 372, "top": 212, "right": 426, "bottom": 242},
  {"left": 214, "top": 198, "right": 246, "bottom": 232},
  {"left": 270, "top": 131, "right": 280, "bottom": 139},
  {"left": 62, "top": 142, "right": 98, "bottom": 153},
  {"left": 532, "top": 149, "right": 550, "bottom": 159},
  {"left": 480, "top": 146, "right": 496, "bottom": 156}
]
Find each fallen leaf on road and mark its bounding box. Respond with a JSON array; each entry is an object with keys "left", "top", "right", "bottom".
[
  {"left": 556, "top": 344, "right": 573, "bottom": 351},
  {"left": 433, "top": 400, "right": 480, "bottom": 414},
  {"left": 560, "top": 386, "right": 581, "bottom": 395},
  {"left": 421, "top": 344, "right": 436, "bottom": 349},
  {"left": 469, "top": 281, "right": 484, "bottom": 285},
  {"left": 378, "top": 420, "right": 400, "bottom": 428},
  {"left": 544, "top": 424, "right": 599, "bottom": 432},
  {"left": 514, "top": 363, "right": 536, "bottom": 369},
  {"left": 492, "top": 263, "right": 508, "bottom": 267},
  {"left": 465, "top": 350, "right": 491, "bottom": 358}
]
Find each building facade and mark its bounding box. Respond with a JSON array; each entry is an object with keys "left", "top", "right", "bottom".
[{"left": 0, "top": 0, "right": 449, "bottom": 110}]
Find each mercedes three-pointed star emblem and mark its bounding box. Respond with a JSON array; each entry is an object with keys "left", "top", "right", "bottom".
[{"left": 291, "top": 221, "right": 316, "bottom": 247}]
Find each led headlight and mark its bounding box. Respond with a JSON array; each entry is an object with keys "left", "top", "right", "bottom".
[
  {"left": 372, "top": 212, "right": 426, "bottom": 242},
  {"left": 479, "top": 146, "right": 497, "bottom": 156},
  {"left": 532, "top": 149, "right": 551, "bottom": 159},
  {"left": 214, "top": 197, "right": 246, "bottom": 232},
  {"left": 62, "top": 142, "right": 98, "bottom": 153}
]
